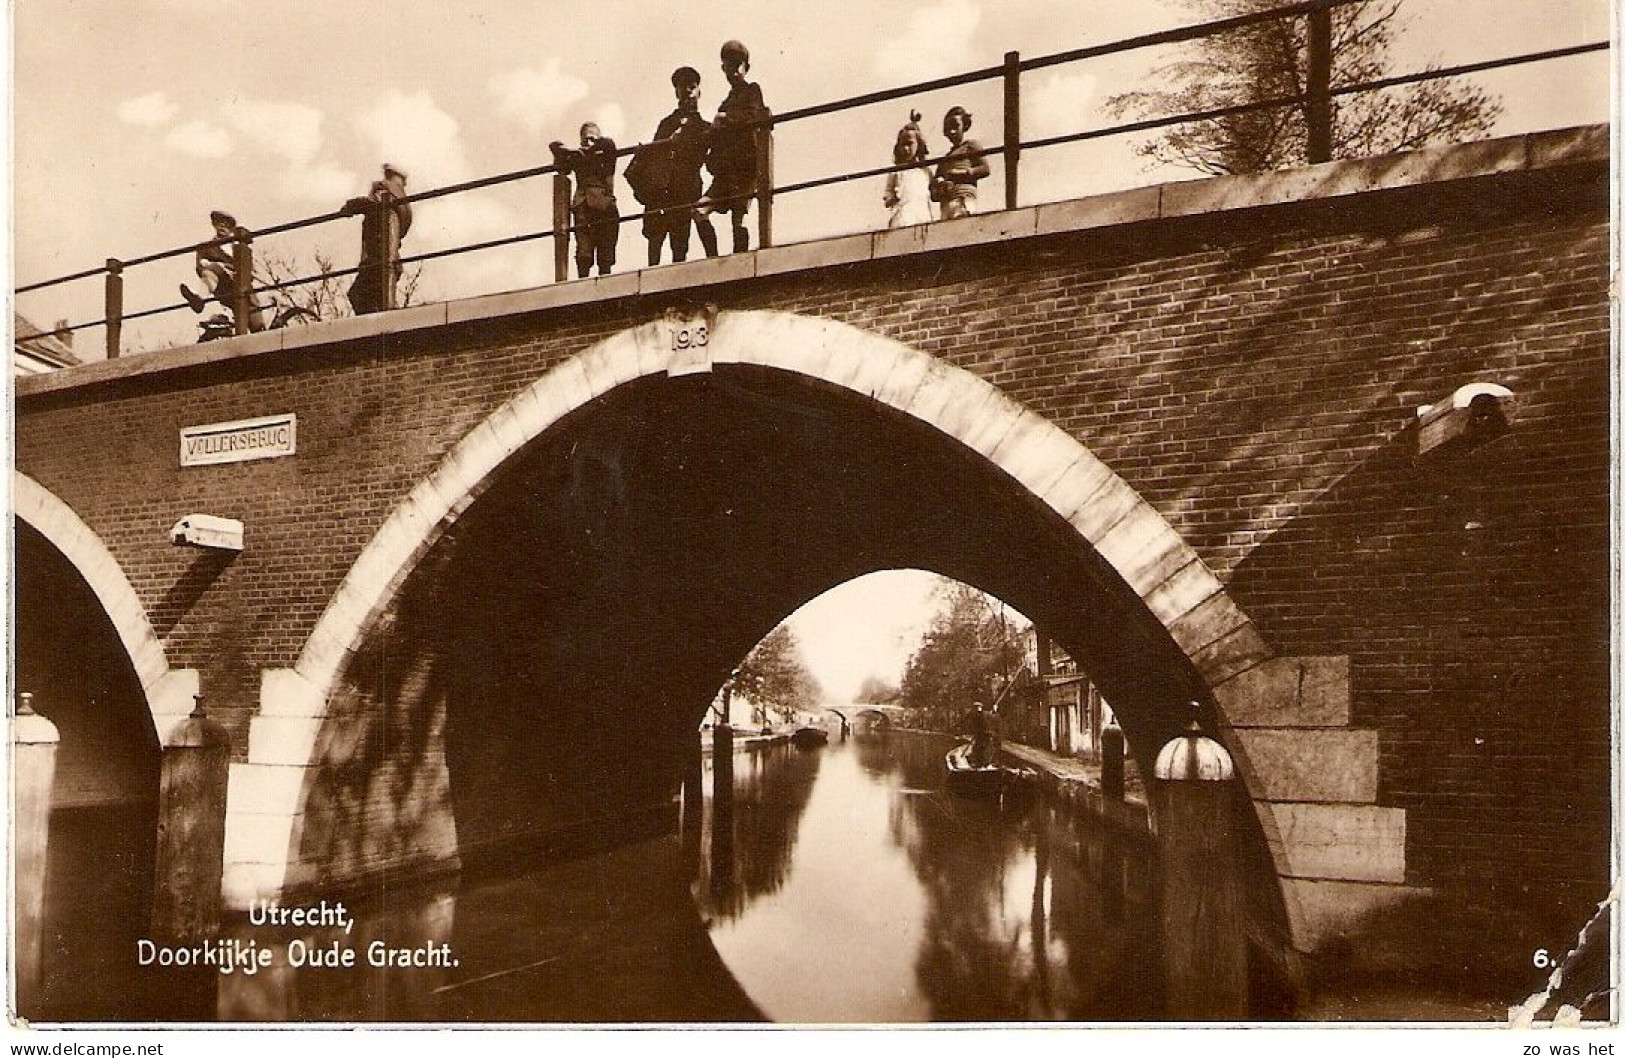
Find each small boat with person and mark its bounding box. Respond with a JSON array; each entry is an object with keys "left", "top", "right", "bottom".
[{"left": 944, "top": 743, "right": 1034, "bottom": 799}]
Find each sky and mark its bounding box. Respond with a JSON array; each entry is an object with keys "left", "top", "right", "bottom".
[
  {"left": 782, "top": 569, "right": 948, "bottom": 704},
  {"left": 10, "top": 0, "right": 1611, "bottom": 354},
  {"left": 7, "top": 0, "right": 1614, "bottom": 702}
]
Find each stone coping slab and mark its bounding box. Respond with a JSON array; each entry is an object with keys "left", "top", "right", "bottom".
[{"left": 17, "top": 125, "right": 1606, "bottom": 401}]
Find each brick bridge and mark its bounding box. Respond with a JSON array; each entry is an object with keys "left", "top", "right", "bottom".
[{"left": 14, "top": 127, "right": 1610, "bottom": 983}]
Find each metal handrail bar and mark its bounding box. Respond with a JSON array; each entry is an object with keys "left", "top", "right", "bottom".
[
  {"left": 13, "top": 0, "right": 1364, "bottom": 294},
  {"left": 16, "top": 0, "right": 1607, "bottom": 342},
  {"left": 1329, "top": 41, "right": 1608, "bottom": 97},
  {"left": 1019, "top": 0, "right": 1358, "bottom": 73},
  {"left": 394, "top": 228, "right": 554, "bottom": 269},
  {"left": 1011, "top": 39, "right": 1611, "bottom": 156}
]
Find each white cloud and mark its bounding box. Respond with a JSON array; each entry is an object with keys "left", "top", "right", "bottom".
[
  {"left": 591, "top": 103, "right": 627, "bottom": 147},
  {"left": 218, "top": 97, "right": 355, "bottom": 203},
  {"left": 117, "top": 91, "right": 177, "bottom": 128},
  {"left": 279, "top": 160, "right": 358, "bottom": 203},
  {"left": 221, "top": 98, "right": 324, "bottom": 163},
  {"left": 784, "top": 570, "right": 948, "bottom": 703},
  {"left": 356, "top": 90, "right": 473, "bottom": 183},
  {"left": 488, "top": 60, "right": 591, "bottom": 137},
  {"left": 872, "top": 0, "right": 982, "bottom": 83},
  {"left": 1027, "top": 69, "right": 1099, "bottom": 139},
  {"left": 355, "top": 90, "right": 515, "bottom": 257},
  {"left": 164, "top": 120, "right": 232, "bottom": 158}
]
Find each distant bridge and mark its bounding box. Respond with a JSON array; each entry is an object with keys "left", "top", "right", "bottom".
[{"left": 821, "top": 704, "right": 908, "bottom": 729}]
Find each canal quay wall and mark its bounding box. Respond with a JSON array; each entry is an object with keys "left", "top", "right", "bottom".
[
  {"left": 13, "top": 127, "right": 1611, "bottom": 972},
  {"left": 999, "top": 742, "right": 1152, "bottom": 840}
]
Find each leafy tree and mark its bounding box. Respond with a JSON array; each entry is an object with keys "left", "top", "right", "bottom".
[
  {"left": 899, "top": 581, "right": 1026, "bottom": 732},
  {"left": 733, "top": 625, "right": 823, "bottom": 725},
  {"left": 1107, "top": 0, "right": 1501, "bottom": 176}
]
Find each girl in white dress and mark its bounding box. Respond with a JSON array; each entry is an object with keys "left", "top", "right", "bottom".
[{"left": 884, "top": 111, "right": 934, "bottom": 228}]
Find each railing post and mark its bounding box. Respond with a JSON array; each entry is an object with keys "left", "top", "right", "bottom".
[
  {"left": 552, "top": 173, "right": 572, "bottom": 283},
  {"left": 1306, "top": 7, "right": 1333, "bottom": 163},
  {"left": 103, "top": 259, "right": 123, "bottom": 359},
  {"left": 1003, "top": 50, "right": 1021, "bottom": 211},
  {"left": 378, "top": 205, "right": 401, "bottom": 311},
  {"left": 231, "top": 227, "right": 254, "bottom": 335},
  {"left": 756, "top": 124, "right": 774, "bottom": 250}
]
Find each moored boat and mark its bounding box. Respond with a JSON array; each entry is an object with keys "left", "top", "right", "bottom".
[{"left": 790, "top": 726, "right": 829, "bottom": 749}]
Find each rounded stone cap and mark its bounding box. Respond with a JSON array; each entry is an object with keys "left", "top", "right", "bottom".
[
  {"left": 13, "top": 713, "right": 60, "bottom": 746},
  {"left": 164, "top": 714, "right": 231, "bottom": 749},
  {"left": 1153, "top": 720, "right": 1234, "bottom": 782}
]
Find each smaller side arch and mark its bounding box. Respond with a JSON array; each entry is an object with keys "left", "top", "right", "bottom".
[{"left": 12, "top": 472, "right": 198, "bottom": 742}]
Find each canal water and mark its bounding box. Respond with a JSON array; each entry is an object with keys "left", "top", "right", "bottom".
[{"left": 33, "top": 730, "right": 1167, "bottom": 1023}]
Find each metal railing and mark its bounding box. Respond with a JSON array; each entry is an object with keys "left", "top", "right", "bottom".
[{"left": 15, "top": 0, "right": 1606, "bottom": 359}]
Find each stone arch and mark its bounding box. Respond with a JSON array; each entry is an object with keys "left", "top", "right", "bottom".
[
  {"left": 292, "top": 311, "right": 1261, "bottom": 699},
  {"left": 236, "top": 311, "right": 1403, "bottom": 955},
  {"left": 12, "top": 472, "right": 198, "bottom": 740}
]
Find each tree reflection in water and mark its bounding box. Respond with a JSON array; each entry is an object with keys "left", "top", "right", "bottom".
[
  {"left": 694, "top": 742, "right": 823, "bottom": 921},
  {"left": 164, "top": 732, "right": 1169, "bottom": 1023},
  {"left": 884, "top": 733, "right": 1165, "bottom": 1021}
]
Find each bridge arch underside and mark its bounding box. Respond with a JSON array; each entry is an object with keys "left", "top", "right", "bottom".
[
  {"left": 292, "top": 364, "right": 1291, "bottom": 945},
  {"left": 14, "top": 523, "right": 162, "bottom": 1019}
]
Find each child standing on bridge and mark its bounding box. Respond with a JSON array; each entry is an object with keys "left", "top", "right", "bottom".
[
  {"left": 551, "top": 123, "right": 621, "bottom": 278},
  {"left": 884, "top": 110, "right": 934, "bottom": 228},
  {"left": 704, "top": 40, "right": 770, "bottom": 254},
  {"left": 627, "top": 66, "right": 720, "bottom": 265},
  {"left": 931, "top": 106, "right": 989, "bottom": 219},
  {"left": 340, "top": 164, "right": 413, "bottom": 314}
]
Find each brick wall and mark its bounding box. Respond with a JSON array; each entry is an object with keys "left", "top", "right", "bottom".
[{"left": 15, "top": 157, "right": 1611, "bottom": 919}]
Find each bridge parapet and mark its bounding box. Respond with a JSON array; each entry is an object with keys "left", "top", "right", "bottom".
[
  {"left": 15, "top": 124, "right": 1607, "bottom": 402},
  {"left": 12, "top": 128, "right": 1611, "bottom": 976}
]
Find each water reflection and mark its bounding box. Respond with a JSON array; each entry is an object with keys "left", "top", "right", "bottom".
[
  {"left": 709, "top": 732, "right": 1163, "bottom": 1022},
  {"left": 694, "top": 742, "right": 822, "bottom": 922},
  {"left": 43, "top": 731, "right": 1164, "bottom": 1023}
]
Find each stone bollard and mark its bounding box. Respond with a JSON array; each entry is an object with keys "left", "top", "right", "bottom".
[
  {"left": 14, "top": 692, "right": 59, "bottom": 1015},
  {"left": 1100, "top": 718, "right": 1125, "bottom": 802},
  {"left": 151, "top": 695, "right": 232, "bottom": 943},
  {"left": 1155, "top": 719, "right": 1247, "bottom": 1021}
]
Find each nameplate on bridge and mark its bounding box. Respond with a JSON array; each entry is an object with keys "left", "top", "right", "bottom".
[
  {"left": 664, "top": 305, "right": 718, "bottom": 377},
  {"left": 180, "top": 414, "right": 298, "bottom": 467}
]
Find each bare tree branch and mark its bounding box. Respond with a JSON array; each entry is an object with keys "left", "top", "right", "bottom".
[{"left": 1105, "top": 0, "right": 1501, "bottom": 176}]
